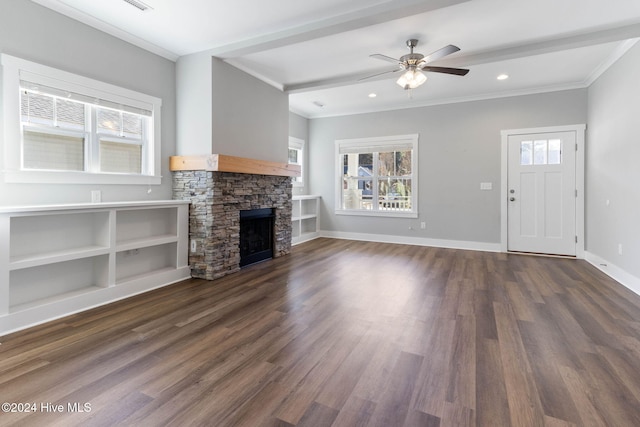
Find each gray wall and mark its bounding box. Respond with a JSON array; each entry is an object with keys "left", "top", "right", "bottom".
[
  {"left": 289, "top": 112, "right": 309, "bottom": 195},
  {"left": 309, "top": 89, "right": 587, "bottom": 244},
  {"left": 175, "top": 56, "right": 289, "bottom": 163},
  {"left": 587, "top": 42, "right": 640, "bottom": 279},
  {"left": 0, "top": 0, "right": 176, "bottom": 206},
  {"left": 289, "top": 112, "right": 309, "bottom": 142},
  {"left": 210, "top": 58, "right": 288, "bottom": 163}
]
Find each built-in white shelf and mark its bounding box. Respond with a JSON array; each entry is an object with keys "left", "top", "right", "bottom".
[
  {"left": 116, "top": 235, "right": 178, "bottom": 252},
  {"left": 9, "top": 245, "right": 111, "bottom": 270},
  {"left": 0, "top": 200, "right": 190, "bottom": 336},
  {"left": 292, "top": 195, "right": 321, "bottom": 245}
]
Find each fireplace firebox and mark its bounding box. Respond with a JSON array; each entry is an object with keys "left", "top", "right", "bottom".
[{"left": 239, "top": 208, "right": 275, "bottom": 267}]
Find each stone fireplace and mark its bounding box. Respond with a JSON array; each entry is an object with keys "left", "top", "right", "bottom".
[{"left": 171, "top": 154, "right": 299, "bottom": 280}]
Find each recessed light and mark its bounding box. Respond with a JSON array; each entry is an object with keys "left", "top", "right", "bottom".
[
  {"left": 368, "top": 93, "right": 377, "bottom": 98},
  {"left": 497, "top": 74, "right": 509, "bottom": 81},
  {"left": 122, "top": 0, "right": 153, "bottom": 11}
]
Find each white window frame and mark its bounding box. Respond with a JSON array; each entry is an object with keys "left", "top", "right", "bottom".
[
  {"left": 288, "top": 137, "right": 305, "bottom": 187},
  {"left": 335, "top": 134, "right": 418, "bottom": 218},
  {"left": 1, "top": 54, "right": 162, "bottom": 185}
]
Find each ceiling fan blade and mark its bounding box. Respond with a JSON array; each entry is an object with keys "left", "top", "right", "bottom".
[
  {"left": 370, "top": 53, "right": 400, "bottom": 64},
  {"left": 421, "top": 66, "right": 469, "bottom": 76},
  {"left": 358, "top": 67, "right": 401, "bottom": 81},
  {"left": 422, "top": 44, "right": 460, "bottom": 64}
]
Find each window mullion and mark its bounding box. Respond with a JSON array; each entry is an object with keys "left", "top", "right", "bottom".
[
  {"left": 372, "top": 152, "right": 379, "bottom": 211},
  {"left": 141, "top": 118, "right": 148, "bottom": 175},
  {"left": 52, "top": 95, "right": 58, "bottom": 128},
  {"left": 88, "top": 105, "right": 98, "bottom": 173}
]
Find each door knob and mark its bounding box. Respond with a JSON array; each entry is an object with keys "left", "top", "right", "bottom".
[{"left": 510, "top": 197, "right": 516, "bottom": 202}]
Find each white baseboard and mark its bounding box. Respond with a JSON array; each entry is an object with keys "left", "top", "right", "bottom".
[
  {"left": 0, "top": 268, "right": 191, "bottom": 337},
  {"left": 319, "top": 230, "right": 501, "bottom": 253},
  {"left": 292, "top": 232, "right": 321, "bottom": 246},
  {"left": 585, "top": 251, "right": 640, "bottom": 297},
  {"left": 311, "top": 234, "right": 640, "bottom": 298}
]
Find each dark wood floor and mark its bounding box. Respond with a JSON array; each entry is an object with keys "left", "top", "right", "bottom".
[{"left": 1, "top": 238, "right": 640, "bottom": 427}]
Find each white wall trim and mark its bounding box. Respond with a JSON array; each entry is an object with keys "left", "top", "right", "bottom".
[
  {"left": 0, "top": 270, "right": 190, "bottom": 337},
  {"left": 29, "top": 0, "right": 179, "bottom": 61},
  {"left": 584, "top": 38, "right": 639, "bottom": 86},
  {"left": 304, "top": 234, "right": 640, "bottom": 298},
  {"left": 319, "top": 230, "right": 501, "bottom": 253},
  {"left": 1, "top": 54, "right": 163, "bottom": 185},
  {"left": 335, "top": 133, "right": 419, "bottom": 218},
  {"left": 293, "top": 83, "right": 589, "bottom": 120},
  {"left": 585, "top": 252, "right": 640, "bottom": 297},
  {"left": 500, "top": 124, "right": 586, "bottom": 257}
]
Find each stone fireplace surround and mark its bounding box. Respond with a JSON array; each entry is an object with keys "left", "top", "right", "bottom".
[{"left": 172, "top": 169, "right": 293, "bottom": 280}]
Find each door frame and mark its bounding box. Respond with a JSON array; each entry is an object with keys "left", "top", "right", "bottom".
[{"left": 500, "top": 124, "right": 586, "bottom": 258}]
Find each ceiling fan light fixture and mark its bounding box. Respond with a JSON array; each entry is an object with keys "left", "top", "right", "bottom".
[{"left": 396, "top": 69, "right": 427, "bottom": 90}]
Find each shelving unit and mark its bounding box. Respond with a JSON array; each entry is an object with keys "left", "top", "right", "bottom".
[
  {"left": 292, "top": 195, "right": 321, "bottom": 245},
  {"left": 0, "top": 200, "right": 190, "bottom": 336}
]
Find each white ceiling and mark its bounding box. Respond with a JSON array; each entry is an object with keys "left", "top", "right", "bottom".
[{"left": 32, "top": 0, "right": 640, "bottom": 118}]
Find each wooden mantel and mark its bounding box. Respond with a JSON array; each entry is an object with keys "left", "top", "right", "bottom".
[{"left": 170, "top": 154, "right": 301, "bottom": 177}]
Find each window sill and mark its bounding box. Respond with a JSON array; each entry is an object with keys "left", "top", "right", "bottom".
[
  {"left": 335, "top": 209, "right": 418, "bottom": 219},
  {"left": 4, "top": 170, "right": 161, "bottom": 185}
]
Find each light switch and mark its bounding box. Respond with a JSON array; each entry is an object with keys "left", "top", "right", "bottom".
[{"left": 480, "top": 182, "right": 493, "bottom": 190}]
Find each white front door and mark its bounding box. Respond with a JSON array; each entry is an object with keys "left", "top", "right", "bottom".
[{"left": 507, "top": 131, "right": 577, "bottom": 256}]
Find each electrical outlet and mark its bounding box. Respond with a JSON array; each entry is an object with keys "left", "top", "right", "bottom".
[
  {"left": 618, "top": 244, "right": 623, "bottom": 255},
  {"left": 91, "top": 190, "right": 101, "bottom": 203},
  {"left": 420, "top": 222, "right": 426, "bottom": 229},
  {"left": 191, "top": 240, "right": 197, "bottom": 252}
]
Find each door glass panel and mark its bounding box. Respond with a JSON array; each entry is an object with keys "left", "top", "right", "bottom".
[
  {"left": 548, "top": 139, "right": 561, "bottom": 164},
  {"left": 520, "top": 141, "right": 533, "bottom": 165},
  {"left": 533, "top": 140, "right": 547, "bottom": 165}
]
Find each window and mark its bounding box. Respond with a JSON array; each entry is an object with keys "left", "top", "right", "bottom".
[
  {"left": 335, "top": 134, "right": 418, "bottom": 218},
  {"left": 2, "top": 54, "right": 162, "bottom": 184},
  {"left": 520, "top": 139, "right": 562, "bottom": 165},
  {"left": 288, "top": 137, "right": 304, "bottom": 187}
]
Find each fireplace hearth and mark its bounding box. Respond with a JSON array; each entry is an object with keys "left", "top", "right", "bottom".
[{"left": 240, "top": 208, "right": 275, "bottom": 267}]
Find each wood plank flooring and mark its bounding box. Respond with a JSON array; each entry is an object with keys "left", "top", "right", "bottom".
[{"left": 1, "top": 238, "right": 640, "bottom": 426}]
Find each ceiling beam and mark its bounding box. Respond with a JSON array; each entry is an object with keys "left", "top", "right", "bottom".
[
  {"left": 206, "top": 0, "right": 471, "bottom": 58},
  {"left": 436, "top": 22, "right": 640, "bottom": 68},
  {"left": 284, "top": 23, "right": 640, "bottom": 93}
]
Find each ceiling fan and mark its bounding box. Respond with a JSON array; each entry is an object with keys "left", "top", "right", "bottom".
[{"left": 363, "top": 39, "right": 469, "bottom": 90}]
